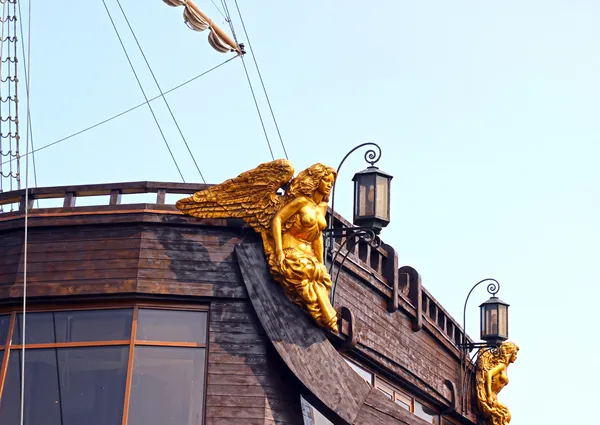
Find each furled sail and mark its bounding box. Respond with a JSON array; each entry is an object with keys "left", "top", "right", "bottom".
[{"left": 162, "top": 0, "right": 241, "bottom": 54}]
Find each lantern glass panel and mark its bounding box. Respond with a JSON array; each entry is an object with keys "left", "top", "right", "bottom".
[
  {"left": 498, "top": 304, "right": 508, "bottom": 339},
  {"left": 480, "top": 307, "right": 485, "bottom": 339},
  {"left": 482, "top": 303, "right": 499, "bottom": 339},
  {"left": 375, "top": 174, "right": 389, "bottom": 220},
  {"left": 356, "top": 173, "right": 376, "bottom": 218}
]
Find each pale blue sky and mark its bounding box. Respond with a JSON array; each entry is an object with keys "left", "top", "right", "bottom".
[{"left": 12, "top": 1, "right": 600, "bottom": 423}]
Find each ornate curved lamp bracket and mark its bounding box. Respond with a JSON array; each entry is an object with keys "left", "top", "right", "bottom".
[
  {"left": 325, "top": 227, "right": 381, "bottom": 305},
  {"left": 326, "top": 142, "right": 382, "bottom": 261},
  {"left": 325, "top": 142, "right": 382, "bottom": 306},
  {"left": 459, "top": 278, "right": 500, "bottom": 415}
]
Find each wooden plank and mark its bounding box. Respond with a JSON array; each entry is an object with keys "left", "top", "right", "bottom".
[
  {"left": 206, "top": 395, "right": 267, "bottom": 408},
  {"left": 11, "top": 268, "right": 138, "bottom": 282},
  {"left": 207, "top": 373, "right": 275, "bottom": 387},
  {"left": 11, "top": 249, "right": 140, "bottom": 264},
  {"left": 206, "top": 419, "right": 264, "bottom": 425},
  {"left": 209, "top": 322, "right": 262, "bottom": 335},
  {"left": 207, "top": 352, "right": 267, "bottom": 365},
  {"left": 207, "top": 384, "right": 296, "bottom": 399},
  {"left": 135, "top": 280, "right": 215, "bottom": 297},
  {"left": 137, "top": 268, "right": 240, "bottom": 282},
  {"left": 205, "top": 406, "right": 264, "bottom": 420},
  {"left": 13, "top": 259, "right": 140, "bottom": 273},
  {"left": 209, "top": 342, "right": 268, "bottom": 356},
  {"left": 10, "top": 238, "right": 142, "bottom": 253},
  {"left": 7, "top": 279, "right": 137, "bottom": 298}
]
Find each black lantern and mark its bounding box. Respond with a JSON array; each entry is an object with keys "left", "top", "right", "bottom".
[
  {"left": 479, "top": 296, "right": 509, "bottom": 346},
  {"left": 352, "top": 166, "right": 393, "bottom": 233}
]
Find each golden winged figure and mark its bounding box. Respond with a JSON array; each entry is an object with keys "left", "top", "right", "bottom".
[
  {"left": 475, "top": 342, "right": 519, "bottom": 425},
  {"left": 176, "top": 159, "right": 339, "bottom": 331}
]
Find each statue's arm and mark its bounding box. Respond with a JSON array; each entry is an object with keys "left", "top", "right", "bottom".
[
  {"left": 272, "top": 197, "right": 308, "bottom": 260},
  {"left": 313, "top": 237, "right": 324, "bottom": 264},
  {"left": 486, "top": 364, "right": 505, "bottom": 401},
  {"left": 312, "top": 202, "right": 328, "bottom": 263}
]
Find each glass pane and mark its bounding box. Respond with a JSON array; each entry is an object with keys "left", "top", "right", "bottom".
[
  {"left": 127, "top": 346, "right": 206, "bottom": 425},
  {"left": 0, "top": 351, "right": 26, "bottom": 424},
  {"left": 394, "top": 390, "right": 412, "bottom": 411},
  {"left": 344, "top": 358, "right": 373, "bottom": 385},
  {"left": 375, "top": 175, "right": 389, "bottom": 220},
  {"left": 357, "top": 174, "right": 375, "bottom": 217},
  {"left": 0, "top": 347, "right": 128, "bottom": 425},
  {"left": 301, "top": 397, "right": 333, "bottom": 425},
  {"left": 498, "top": 304, "right": 508, "bottom": 338},
  {"left": 312, "top": 407, "right": 333, "bottom": 425},
  {"left": 54, "top": 309, "right": 133, "bottom": 342},
  {"left": 136, "top": 309, "right": 207, "bottom": 344},
  {"left": 0, "top": 314, "right": 11, "bottom": 346},
  {"left": 414, "top": 400, "right": 439, "bottom": 424},
  {"left": 14, "top": 312, "right": 55, "bottom": 344},
  {"left": 375, "top": 380, "right": 394, "bottom": 400},
  {"left": 484, "top": 305, "right": 499, "bottom": 337},
  {"left": 480, "top": 307, "right": 485, "bottom": 339},
  {"left": 13, "top": 310, "right": 133, "bottom": 344},
  {"left": 395, "top": 398, "right": 410, "bottom": 410}
]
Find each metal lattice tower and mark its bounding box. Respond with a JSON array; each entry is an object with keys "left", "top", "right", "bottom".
[{"left": 0, "top": 0, "right": 19, "bottom": 210}]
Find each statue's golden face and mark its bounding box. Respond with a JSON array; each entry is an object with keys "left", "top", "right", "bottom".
[{"left": 318, "top": 173, "right": 335, "bottom": 196}]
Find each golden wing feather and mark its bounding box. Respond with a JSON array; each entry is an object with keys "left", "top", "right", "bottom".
[{"left": 176, "top": 159, "right": 294, "bottom": 233}]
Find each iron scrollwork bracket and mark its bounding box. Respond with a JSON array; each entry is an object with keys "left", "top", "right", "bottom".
[{"left": 326, "top": 226, "right": 381, "bottom": 305}]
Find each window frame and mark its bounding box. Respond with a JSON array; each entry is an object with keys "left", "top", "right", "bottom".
[
  {"left": 0, "top": 301, "right": 210, "bottom": 425},
  {"left": 373, "top": 376, "right": 443, "bottom": 424}
]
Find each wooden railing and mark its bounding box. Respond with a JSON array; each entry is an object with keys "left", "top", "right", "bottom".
[
  {"left": 0, "top": 181, "right": 471, "bottom": 350},
  {"left": 0, "top": 181, "right": 209, "bottom": 212},
  {"left": 327, "top": 208, "right": 472, "bottom": 351},
  {"left": 421, "top": 287, "right": 468, "bottom": 348}
]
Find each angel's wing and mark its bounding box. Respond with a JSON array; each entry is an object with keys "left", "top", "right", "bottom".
[{"left": 176, "top": 159, "right": 294, "bottom": 233}]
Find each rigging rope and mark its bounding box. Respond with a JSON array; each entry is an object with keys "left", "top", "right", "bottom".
[
  {"left": 17, "top": 0, "right": 38, "bottom": 194},
  {"left": 209, "top": 0, "right": 227, "bottom": 21},
  {"left": 20, "top": 0, "right": 31, "bottom": 423},
  {"left": 240, "top": 56, "right": 274, "bottom": 160},
  {"left": 1, "top": 56, "right": 237, "bottom": 167},
  {"left": 232, "top": 0, "right": 288, "bottom": 160},
  {"left": 0, "top": 0, "right": 6, "bottom": 201},
  {"left": 0, "top": 0, "right": 19, "bottom": 208},
  {"left": 221, "top": 0, "right": 274, "bottom": 160},
  {"left": 115, "top": 0, "right": 206, "bottom": 183},
  {"left": 101, "top": 0, "right": 186, "bottom": 182}
]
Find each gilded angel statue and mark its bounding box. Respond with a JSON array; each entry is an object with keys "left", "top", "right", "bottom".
[
  {"left": 176, "top": 159, "right": 339, "bottom": 331},
  {"left": 475, "top": 342, "right": 519, "bottom": 425}
]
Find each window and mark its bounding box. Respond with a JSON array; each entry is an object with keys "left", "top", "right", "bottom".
[
  {"left": 344, "top": 358, "right": 374, "bottom": 385},
  {"left": 0, "top": 304, "right": 208, "bottom": 425},
  {"left": 375, "top": 377, "right": 413, "bottom": 411},
  {"left": 414, "top": 400, "right": 439, "bottom": 424},
  {"left": 301, "top": 396, "right": 333, "bottom": 425},
  {"left": 375, "top": 377, "right": 440, "bottom": 424}
]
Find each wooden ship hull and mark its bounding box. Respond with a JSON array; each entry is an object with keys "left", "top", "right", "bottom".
[{"left": 0, "top": 182, "right": 477, "bottom": 424}]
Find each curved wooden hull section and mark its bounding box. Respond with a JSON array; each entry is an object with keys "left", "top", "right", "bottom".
[{"left": 236, "top": 243, "right": 430, "bottom": 425}]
